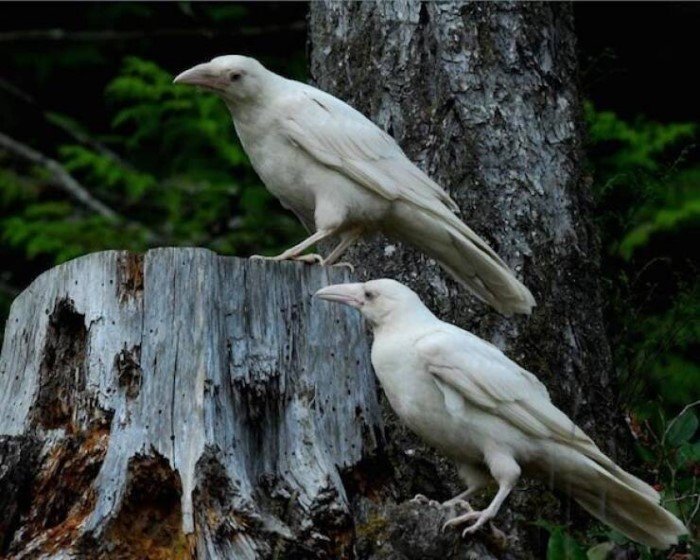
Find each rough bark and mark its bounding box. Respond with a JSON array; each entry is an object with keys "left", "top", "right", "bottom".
[
  {"left": 309, "top": 2, "right": 632, "bottom": 558},
  {"left": 0, "top": 248, "right": 386, "bottom": 559}
]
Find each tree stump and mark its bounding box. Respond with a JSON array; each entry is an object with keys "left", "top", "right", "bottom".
[{"left": 0, "top": 248, "right": 383, "bottom": 559}]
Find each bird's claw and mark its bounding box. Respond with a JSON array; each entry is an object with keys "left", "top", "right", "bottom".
[
  {"left": 441, "top": 508, "right": 494, "bottom": 537},
  {"left": 250, "top": 253, "right": 354, "bottom": 270},
  {"left": 292, "top": 253, "right": 325, "bottom": 265},
  {"left": 249, "top": 253, "right": 325, "bottom": 265},
  {"left": 441, "top": 498, "right": 473, "bottom": 512},
  {"left": 330, "top": 261, "right": 354, "bottom": 272},
  {"left": 410, "top": 494, "right": 440, "bottom": 507}
]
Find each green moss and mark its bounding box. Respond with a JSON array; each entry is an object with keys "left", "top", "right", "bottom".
[{"left": 355, "top": 513, "right": 389, "bottom": 540}]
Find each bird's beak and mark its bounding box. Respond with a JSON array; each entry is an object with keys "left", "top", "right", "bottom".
[
  {"left": 314, "top": 283, "right": 365, "bottom": 309},
  {"left": 173, "top": 62, "right": 228, "bottom": 92}
]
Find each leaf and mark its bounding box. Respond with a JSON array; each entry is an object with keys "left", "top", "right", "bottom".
[
  {"left": 585, "top": 102, "right": 696, "bottom": 174},
  {"left": 586, "top": 542, "right": 615, "bottom": 560},
  {"left": 667, "top": 409, "right": 699, "bottom": 446},
  {"left": 620, "top": 198, "right": 700, "bottom": 259},
  {"left": 676, "top": 441, "right": 700, "bottom": 468},
  {"left": 547, "top": 527, "right": 588, "bottom": 560},
  {"left": 634, "top": 443, "right": 656, "bottom": 465}
]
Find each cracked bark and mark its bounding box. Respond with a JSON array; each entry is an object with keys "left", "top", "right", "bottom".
[
  {"left": 0, "top": 249, "right": 385, "bottom": 559},
  {"left": 309, "top": 2, "right": 633, "bottom": 558}
]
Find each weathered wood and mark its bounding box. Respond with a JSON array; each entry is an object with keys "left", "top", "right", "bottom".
[
  {"left": 0, "top": 248, "right": 382, "bottom": 559},
  {"left": 309, "top": 2, "right": 632, "bottom": 557}
]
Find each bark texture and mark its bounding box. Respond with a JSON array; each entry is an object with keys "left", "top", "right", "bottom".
[
  {"left": 0, "top": 248, "right": 385, "bottom": 559},
  {"left": 309, "top": 1, "right": 632, "bottom": 557}
]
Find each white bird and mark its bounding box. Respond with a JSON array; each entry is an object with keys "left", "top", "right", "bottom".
[
  {"left": 174, "top": 55, "right": 535, "bottom": 315},
  {"left": 315, "top": 279, "right": 688, "bottom": 549}
]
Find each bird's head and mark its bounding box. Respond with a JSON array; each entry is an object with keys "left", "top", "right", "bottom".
[
  {"left": 173, "top": 55, "right": 271, "bottom": 104},
  {"left": 314, "top": 279, "right": 427, "bottom": 327}
]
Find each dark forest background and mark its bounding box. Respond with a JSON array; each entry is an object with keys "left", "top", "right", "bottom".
[{"left": 0, "top": 3, "right": 697, "bottom": 556}]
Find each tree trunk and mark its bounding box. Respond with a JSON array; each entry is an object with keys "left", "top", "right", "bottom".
[
  {"left": 0, "top": 248, "right": 383, "bottom": 559},
  {"left": 309, "top": 1, "right": 632, "bottom": 557}
]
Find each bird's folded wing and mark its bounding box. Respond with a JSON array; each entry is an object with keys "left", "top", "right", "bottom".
[
  {"left": 279, "top": 88, "right": 460, "bottom": 214},
  {"left": 417, "top": 331, "right": 596, "bottom": 448}
]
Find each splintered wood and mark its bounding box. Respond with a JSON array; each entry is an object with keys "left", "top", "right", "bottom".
[{"left": 0, "top": 249, "right": 382, "bottom": 559}]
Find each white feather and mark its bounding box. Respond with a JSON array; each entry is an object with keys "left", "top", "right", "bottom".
[{"left": 321, "top": 279, "right": 686, "bottom": 549}]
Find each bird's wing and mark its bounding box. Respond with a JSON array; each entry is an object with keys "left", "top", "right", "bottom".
[
  {"left": 417, "top": 329, "right": 597, "bottom": 449},
  {"left": 277, "top": 85, "right": 536, "bottom": 316},
  {"left": 278, "top": 87, "right": 460, "bottom": 214}
]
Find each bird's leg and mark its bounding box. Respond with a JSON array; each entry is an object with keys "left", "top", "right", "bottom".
[
  {"left": 323, "top": 228, "right": 363, "bottom": 268},
  {"left": 442, "top": 488, "right": 478, "bottom": 510},
  {"left": 250, "top": 228, "right": 335, "bottom": 262},
  {"left": 443, "top": 463, "right": 491, "bottom": 510},
  {"left": 442, "top": 452, "right": 520, "bottom": 537}
]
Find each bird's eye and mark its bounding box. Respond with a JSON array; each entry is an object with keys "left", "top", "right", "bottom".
[
  {"left": 229, "top": 72, "right": 242, "bottom": 82},
  {"left": 364, "top": 291, "right": 374, "bottom": 300}
]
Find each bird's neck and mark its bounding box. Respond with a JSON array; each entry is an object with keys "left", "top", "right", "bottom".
[
  {"left": 372, "top": 305, "right": 437, "bottom": 337},
  {"left": 225, "top": 100, "right": 262, "bottom": 126}
]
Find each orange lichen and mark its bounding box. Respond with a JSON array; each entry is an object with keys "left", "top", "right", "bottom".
[
  {"left": 9, "top": 425, "right": 110, "bottom": 556},
  {"left": 102, "top": 453, "right": 194, "bottom": 560}
]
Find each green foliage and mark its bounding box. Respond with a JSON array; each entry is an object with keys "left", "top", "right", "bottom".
[
  {"left": 4, "top": 204, "right": 144, "bottom": 263},
  {"left": 634, "top": 404, "right": 699, "bottom": 531},
  {"left": 585, "top": 542, "right": 616, "bottom": 560},
  {"left": 586, "top": 102, "right": 695, "bottom": 174},
  {"left": 621, "top": 281, "right": 700, "bottom": 408},
  {"left": 545, "top": 526, "right": 587, "bottom": 560},
  {"left": 586, "top": 103, "right": 700, "bottom": 408},
  {"left": 60, "top": 145, "right": 157, "bottom": 202},
  {"left": 0, "top": 56, "right": 303, "bottom": 277},
  {"left": 107, "top": 56, "right": 247, "bottom": 167},
  {"left": 619, "top": 168, "right": 700, "bottom": 258},
  {"left": 667, "top": 408, "right": 699, "bottom": 447},
  {"left": 586, "top": 102, "right": 700, "bottom": 259},
  {"left": 536, "top": 522, "right": 621, "bottom": 560},
  {"left": 572, "top": 104, "right": 700, "bottom": 558}
]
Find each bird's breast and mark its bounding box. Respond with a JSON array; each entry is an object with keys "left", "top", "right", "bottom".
[
  {"left": 371, "top": 338, "right": 483, "bottom": 462},
  {"left": 235, "top": 122, "right": 316, "bottom": 212}
]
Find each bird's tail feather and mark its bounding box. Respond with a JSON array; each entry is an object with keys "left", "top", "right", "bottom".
[
  {"left": 581, "top": 447, "right": 661, "bottom": 503},
  {"left": 562, "top": 455, "right": 687, "bottom": 549},
  {"left": 390, "top": 203, "right": 535, "bottom": 315}
]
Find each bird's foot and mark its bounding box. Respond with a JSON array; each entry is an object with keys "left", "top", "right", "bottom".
[
  {"left": 329, "top": 261, "right": 354, "bottom": 272},
  {"left": 441, "top": 498, "right": 473, "bottom": 512},
  {"left": 250, "top": 253, "right": 325, "bottom": 265},
  {"left": 410, "top": 494, "right": 441, "bottom": 508},
  {"left": 291, "top": 253, "right": 325, "bottom": 265},
  {"left": 442, "top": 508, "right": 495, "bottom": 537}
]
